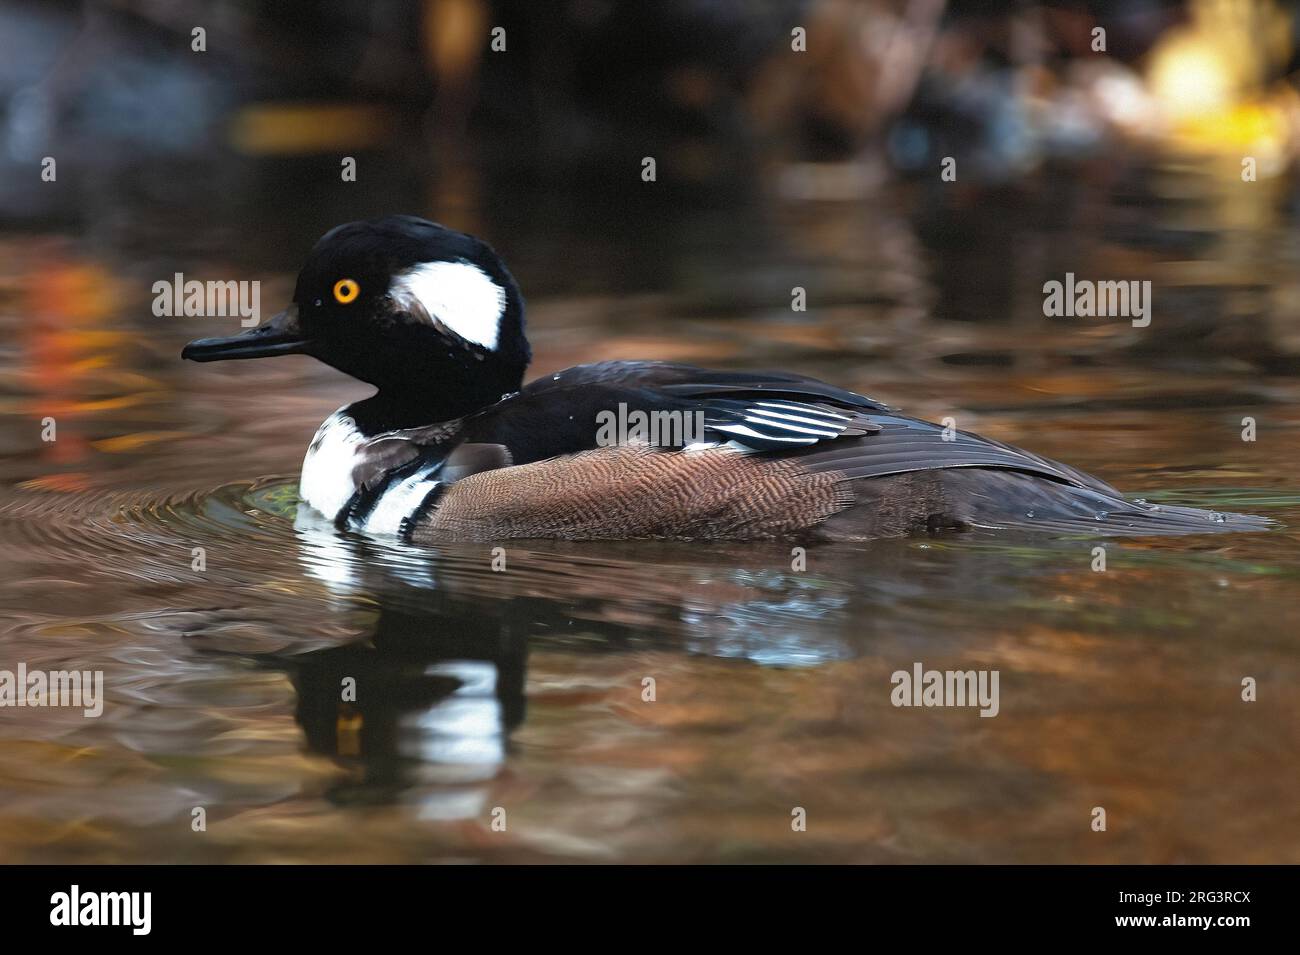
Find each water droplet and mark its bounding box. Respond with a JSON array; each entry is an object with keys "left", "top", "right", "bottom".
[
  {"left": 1095, "top": 511, "right": 1109, "bottom": 521},
  {"left": 1025, "top": 510, "right": 1035, "bottom": 518}
]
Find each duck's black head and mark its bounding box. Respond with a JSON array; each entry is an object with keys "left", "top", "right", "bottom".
[{"left": 183, "top": 215, "right": 530, "bottom": 425}]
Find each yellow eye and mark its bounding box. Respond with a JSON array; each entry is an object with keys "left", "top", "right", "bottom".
[{"left": 332, "top": 278, "right": 360, "bottom": 304}]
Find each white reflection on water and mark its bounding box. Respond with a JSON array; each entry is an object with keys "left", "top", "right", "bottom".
[
  {"left": 407, "top": 661, "right": 505, "bottom": 774},
  {"left": 293, "top": 508, "right": 363, "bottom": 593}
]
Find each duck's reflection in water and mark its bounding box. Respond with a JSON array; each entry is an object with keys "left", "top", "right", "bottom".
[
  {"left": 287, "top": 512, "right": 541, "bottom": 809},
  {"left": 282, "top": 508, "right": 856, "bottom": 811},
  {"left": 277, "top": 507, "right": 1063, "bottom": 813},
  {"left": 287, "top": 599, "right": 530, "bottom": 810}
]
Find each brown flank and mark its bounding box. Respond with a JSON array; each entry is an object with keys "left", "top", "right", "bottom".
[{"left": 410, "top": 445, "right": 854, "bottom": 541}]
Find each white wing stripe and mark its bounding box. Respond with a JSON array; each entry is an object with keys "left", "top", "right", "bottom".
[
  {"left": 710, "top": 422, "right": 819, "bottom": 443},
  {"left": 754, "top": 401, "right": 850, "bottom": 421},
  {"left": 739, "top": 416, "right": 840, "bottom": 437},
  {"left": 742, "top": 408, "right": 846, "bottom": 433}
]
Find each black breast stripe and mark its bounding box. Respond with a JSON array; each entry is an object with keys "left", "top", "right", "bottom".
[
  {"left": 398, "top": 483, "right": 447, "bottom": 543},
  {"left": 336, "top": 456, "right": 434, "bottom": 529}
]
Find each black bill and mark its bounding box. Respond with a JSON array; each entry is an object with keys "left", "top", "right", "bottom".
[{"left": 182, "top": 307, "right": 308, "bottom": 362}]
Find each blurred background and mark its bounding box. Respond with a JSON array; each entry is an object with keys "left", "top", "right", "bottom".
[
  {"left": 0, "top": 0, "right": 1298, "bottom": 864},
  {"left": 5, "top": 0, "right": 1300, "bottom": 381}
]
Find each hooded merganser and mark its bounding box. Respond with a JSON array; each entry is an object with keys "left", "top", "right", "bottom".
[{"left": 182, "top": 215, "right": 1272, "bottom": 541}]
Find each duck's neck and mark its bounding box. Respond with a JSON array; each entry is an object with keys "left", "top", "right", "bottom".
[{"left": 345, "top": 375, "right": 522, "bottom": 435}]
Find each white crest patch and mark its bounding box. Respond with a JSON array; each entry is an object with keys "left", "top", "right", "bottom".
[{"left": 390, "top": 260, "right": 506, "bottom": 351}]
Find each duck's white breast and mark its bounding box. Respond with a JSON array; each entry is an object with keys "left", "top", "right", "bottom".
[{"left": 300, "top": 409, "right": 367, "bottom": 520}]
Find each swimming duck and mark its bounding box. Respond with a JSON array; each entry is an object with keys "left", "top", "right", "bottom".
[{"left": 182, "top": 215, "right": 1270, "bottom": 541}]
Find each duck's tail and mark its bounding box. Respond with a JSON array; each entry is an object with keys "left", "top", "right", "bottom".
[{"left": 945, "top": 469, "right": 1278, "bottom": 536}]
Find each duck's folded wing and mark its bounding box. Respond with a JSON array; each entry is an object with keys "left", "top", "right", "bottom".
[
  {"left": 515, "top": 362, "right": 1107, "bottom": 484},
  {"left": 527, "top": 360, "right": 893, "bottom": 412},
  {"left": 518, "top": 361, "right": 888, "bottom": 452},
  {"left": 610, "top": 366, "right": 1107, "bottom": 487},
  {"left": 789, "top": 414, "right": 1118, "bottom": 492}
]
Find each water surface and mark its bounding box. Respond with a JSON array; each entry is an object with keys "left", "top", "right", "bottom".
[{"left": 1, "top": 163, "right": 1297, "bottom": 863}]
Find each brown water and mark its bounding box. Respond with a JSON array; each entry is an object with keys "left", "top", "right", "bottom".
[{"left": 1, "top": 162, "right": 1298, "bottom": 863}]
